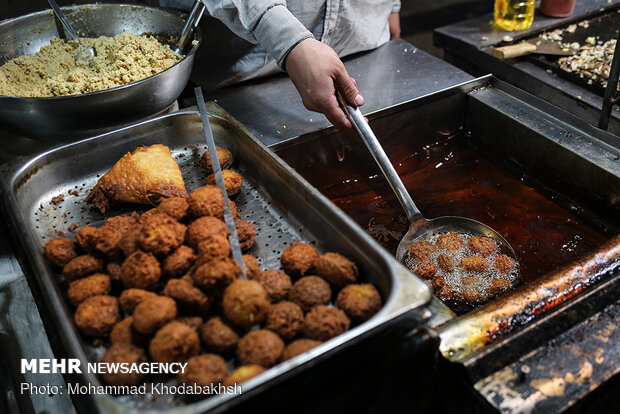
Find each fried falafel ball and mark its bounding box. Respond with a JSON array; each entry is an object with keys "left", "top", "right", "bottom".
[
  {"left": 493, "top": 254, "right": 516, "bottom": 273},
  {"left": 302, "top": 305, "right": 350, "bottom": 341},
  {"left": 62, "top": 255, "right": 104, "bottom": 282},
  {"left": 132, "top": 296, "right": 177, "bottom": 335},
  {"left": 255, "top": 270, "right": 291, "bottom": 302},
  {"left": 414, "top": 262, "right": 438, "bottom": 280},
  {"left": 107, "top": 262, "right": 123, "bottom": 284},
  {"left": 431, "top": 275, "right": 447, "bottom": 292},
  {"left": 176, "top": 316, "right": 203, "bottom": 332},
  {"left": 436, "top": 232, "right": 464, "bottom": 251},
  {"left": 201, "top": 147, "right": 233, "bottom": 174},
  {"left": 179, "top": 354, "right": 228, "bottom": 387},
  {"left": 162, "top": 245, "right": 196, "bottom": 278},
  {"left": 460, "top": 256, "right": 489, "bottom": 273},
  {"left": 104, "top": 214, "right": 139, "bottom": 234},
  {"left": 408, "top": 240, "right": 436, "bottom": 262},
  {"left": 119, "top": 226, "right": 142, "bottom": 257},
  {"left": 237, "top": 329, "right": 284, "bottom": 367},
  {"left": 265, "top": 301, "right": 303, "bottom": 341},
  {"left": 289, "top": 276, "right": 331, "bottom": 312},
  {"left": 462, "top": 276, "right": 478, "bottom": 285},
  {"left": 163, "top": 278, "right": 210, "bottom": 312},
  {"left": 139, "top": 208, "right": 159, "bottom": 224},
  {"left": 110, "top": 316, "right": 148, "bottom": 346},
  {"left": 119, "top": 289, "right": 158, "bottom": 314},
  {"left": 488, "top": 278, "right": 511, "bottom": 296},
  {"left": 188, "top": 185, "right": 226, "bottom": 218},
  {"left": 437, "top": 254, "right": 455, "bottom": 273},
  {"left": 191, "top": 257, "right": 242, "bottom": 290},
  {"left": 138, "top": 213, "right": 186, "bottom": 256},
  {"left": 314, "top": 252, "right": 358, "bottom": 288},
  {"left": 149, "top": 321, "right": 200, "bottom": 363},
  {"left": 281, "top": 338, "right": 322, "bottom": 361},
  {"left": 235, "top": 220, "right": 256, "bottom": 251},
  {"left": 200, "top": 316, "right": 240, "bottom": 353},
  {"left": 75, "top": 226, "right": 98, "bottom": 252},
  {"left": 206, "top": 170, "right": 243, "bottom": 196},
  {"left": 197, "top": 235, "right": 231, "bottom": 263},
  {"left": 280, "top": 242, "right": 320, "bottom": 278},
  {"left": 223, "top": 365, "right": 266, "bottom": 387},
  {"left": 468, "top": 237, "right": 497, "bottom": 257},
  {"left": 157, "top": 197, "right": 189, "bottom": 221},
  {"left": 93, "top": 226, "right": 123, "bottom": 257},
  {"left": 67, "top": 273, "right": 111, "bottom": 306},
  {"left": 101, "top": 343, "right": 148, "bottom": 386},
  {"left": 76, "top": 226, "right": 122, "bottom": 257},
  {"left": 186, "top": 216, "right": 228, "bottom": 249},
  {"left": 120, "top": 250, "right": 161, "bottom": 290},
  {"left": 222, "top": 280, "right": 270, "bottom": 328},
  {"left": 74, "top": 295, "right": 120, "bottom": 337},
  {"left": 243, "top": 255, "right": 260, "bottom": 279},
  {"left": 335, "top": 284, "right": 382, "bottom": 322},
  {"left": 44, "top": 238, "right": 77, "bottom": 268}
]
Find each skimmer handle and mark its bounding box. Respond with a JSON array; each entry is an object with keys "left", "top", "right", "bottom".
[{"left": 338, "top": 93, "right": 422, "bottom": 222}]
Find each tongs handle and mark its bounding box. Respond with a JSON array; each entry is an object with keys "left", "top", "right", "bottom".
[
  {"left": 176, "top": 0, "right": 205, "bottom": 52},
  {"left": 337, "top": 92, "right": 422, "bottom": 222}
]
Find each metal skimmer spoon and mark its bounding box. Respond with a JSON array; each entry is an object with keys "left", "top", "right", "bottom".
[
  {"left": 47, "top": 0, "right": 95, "bottom": 66},
  {"left": 338, "top": 95, "right": 518, "bottom": 264}
]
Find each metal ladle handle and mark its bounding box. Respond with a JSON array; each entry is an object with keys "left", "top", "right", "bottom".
[
  {"left": 47, "top": 0, "right": 80, "bottom": 42},
  {"left": 338, "top": 93, "right": 423, "bottom": 222}
]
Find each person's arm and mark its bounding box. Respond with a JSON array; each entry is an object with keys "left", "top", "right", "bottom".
[
  {"left": 203, "top": 0, "right": 363, "bottom": 129},
  {"left": 389, "top": 0, "right": 401, "bottom": 39}
]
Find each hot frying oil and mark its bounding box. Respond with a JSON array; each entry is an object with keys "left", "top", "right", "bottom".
[{"left": 302, "top": 132, "right": 608, "bottom": 285}]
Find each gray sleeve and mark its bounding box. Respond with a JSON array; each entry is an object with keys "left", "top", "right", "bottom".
[
  {"left": 391, "top": 0, "right": 401, "bottom": 13},
  {"left": 202, "top": 1, "right": 313, "bottom": 69}
]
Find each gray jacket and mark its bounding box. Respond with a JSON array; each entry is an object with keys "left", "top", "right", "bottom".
[{"left": 161, "top": 0, "right": 400, "bottom": 86}]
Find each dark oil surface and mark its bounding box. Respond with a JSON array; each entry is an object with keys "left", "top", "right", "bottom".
[{"left": 282, "top": 132, "right": 609, "bottom": 285}]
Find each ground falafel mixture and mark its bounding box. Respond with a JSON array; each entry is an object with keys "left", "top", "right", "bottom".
[{"left": 0, "top": 32, "right": 181, "bottom": 97}]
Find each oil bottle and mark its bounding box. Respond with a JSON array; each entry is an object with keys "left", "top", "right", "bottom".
[{"left": 494, "top": 0, "right": 535, "bottom": 31}]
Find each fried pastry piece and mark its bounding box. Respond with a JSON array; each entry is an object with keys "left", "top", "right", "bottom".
[{"left": 86, "top": 144, "right": 187, "bottom": 213}]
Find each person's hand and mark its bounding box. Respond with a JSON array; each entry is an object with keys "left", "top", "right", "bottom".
[
  {"left": 389, "top": 12, "right": 401, "bottom": 40},
  {"left": 285, "top": 38, "right": 364, "bottom": 129}
]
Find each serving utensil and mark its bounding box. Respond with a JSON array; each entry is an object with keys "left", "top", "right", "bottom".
[
  {"left": 338, "top": 94, "right": 517, "bottom": 263},
  {"left": 195, "top": 87, "right": 247, "bottom": 277},
  {"left": 47, "top": 0, "right": 95, "bottom": 66}
]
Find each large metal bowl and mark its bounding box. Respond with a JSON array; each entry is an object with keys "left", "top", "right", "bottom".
[{"left": 0, "top": 4, "right": 201, "bottom": 141}]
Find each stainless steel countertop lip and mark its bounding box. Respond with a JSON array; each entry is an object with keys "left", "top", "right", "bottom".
[{"left": 1, "top": 107, "right": 432, "bottom": 414}]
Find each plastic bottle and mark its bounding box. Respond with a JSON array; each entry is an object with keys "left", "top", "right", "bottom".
[{"left": 494, "top": 0, "right": 536, "bottom": 31}]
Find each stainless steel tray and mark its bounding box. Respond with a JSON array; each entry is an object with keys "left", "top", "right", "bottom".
[{"left": 0, "top": 104, "right": 431, "bottom": 413}]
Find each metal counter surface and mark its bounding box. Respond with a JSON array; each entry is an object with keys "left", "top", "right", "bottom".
[
  {"left": 434, "top": 0, "right": 620, "bottom": 135},
  {"left": 0, "top": 38, "right": 471, "bottom": 413},
  {"left": 205, "top": 39, "right": 473, "bottom": 146}
]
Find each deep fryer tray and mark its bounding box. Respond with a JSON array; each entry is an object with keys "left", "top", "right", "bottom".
[{"left": 0, "top": 103, "right": 431, "bottom": 413}]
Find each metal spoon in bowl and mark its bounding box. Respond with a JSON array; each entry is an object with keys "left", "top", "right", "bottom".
[
  {"left": 47, "top": 0, "right": 95, "bottom": 66},
  {"left": 337, "top": 94, "right": 518, "bottom": 264}
]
